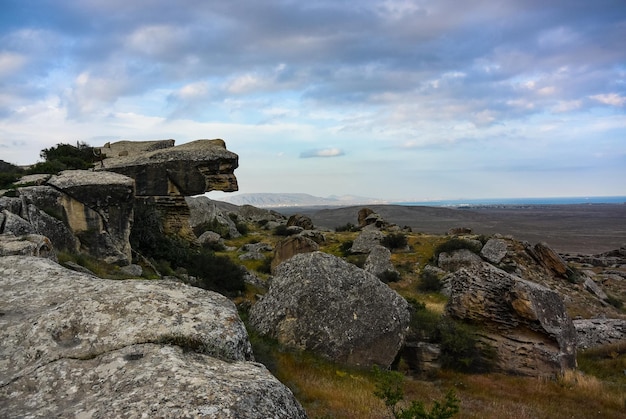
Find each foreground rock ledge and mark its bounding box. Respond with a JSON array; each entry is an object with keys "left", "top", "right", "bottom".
[{"left": 0, "top": 256, "right": 306, "bottom": 418}]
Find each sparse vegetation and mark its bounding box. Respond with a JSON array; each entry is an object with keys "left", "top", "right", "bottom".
[
  {"left": 418, "top": 268, "right": 443, "bottom": 292},
  {"left": 378, "top": 270, "right": 402, "bottom": 283},
  {"left": 373, "top": 366, "right": 460, "bottom": 419},
  {"left": 382, "top": 232, "right": 409, "bottom": 250},
  {"left": 27, "top": 141, "right": 98, "bottom": 174},
  {"left": 335, "top": 222, "right": 358, "bottom": 232},
  {"left": 433, "top": 238, "right": 482, "bottom": 259},
  {"left": 0, "top": 160, "right": 24, "bottom": 188}
]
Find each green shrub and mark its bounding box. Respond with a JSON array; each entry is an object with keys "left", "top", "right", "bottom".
[
  {"left": 273, "top": 224, "right": 292, "bottom": 236},
  {"left": 382, "top": 233, "right": 408, "bottom": 250},
  {"left": 27, "top": 142, "right": 97, "bottom": 174},
  {"left": 235, "top": 222, "right": 249, "bottom": 235},
  {"left": 378, "top": 270, "right": 402, "bottom": 283},
  {"left": 130, "top": 203, "right": 244, "bottom": 296},
  {"left": 406, "top": 298, "right": 441, "bottom": 342},
  {"left": 335, "top": 222, "right": 358, "bottom": 232},
  {"left": 605, "top": 294, "right": 623, "bottom": 310},
  {"left": 372, "top": 366, "right": 460, "bottom": 419},
  {"left": 436, "top": 318, "right": 496, "bottom": 373},
  {"left": 418, "top": 268, "right": 442, "bottom": 292},
  {"left": 193, "top": 218, "right": 231, "bottom": 238},
  {"left": 433, "top": 238, "right": 482, "bottom": 259},
  {"left": 339, "top": 240, "right": 354, "bottom": 256}
]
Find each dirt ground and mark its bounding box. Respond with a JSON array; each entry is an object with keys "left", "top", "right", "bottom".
[{"left": 285, "top": 203, "right": 626, "bottom": 255}]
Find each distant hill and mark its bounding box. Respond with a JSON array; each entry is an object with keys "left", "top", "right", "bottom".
[{"left": 217, "top": 193, "right": 388, "bottom": 208}]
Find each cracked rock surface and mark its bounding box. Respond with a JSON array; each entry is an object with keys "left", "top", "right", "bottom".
[{"left": 0, "top": 256, "right": 306, "bottom": 418}]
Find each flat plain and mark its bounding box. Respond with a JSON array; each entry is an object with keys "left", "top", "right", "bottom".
[{"left": 289, "top": 203, "right": 626, "bottom": 255}]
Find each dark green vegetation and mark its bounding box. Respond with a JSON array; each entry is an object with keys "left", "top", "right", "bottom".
[
  {"left": 373, "top": 366, "right": 460, "bottom": 419},
  {"left": 130, "top": 203, "right": 245, "bottom": 296},
  {"left": 1, "top": 142, "right": 99, "bottom": 188}
]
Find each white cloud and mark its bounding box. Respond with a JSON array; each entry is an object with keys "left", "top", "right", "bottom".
[
  {"left": 589, "top": 93, "right": 626, "bottom": 107},
  {"left": 300, "top": 148, "right": 345, "bottom": 158}
]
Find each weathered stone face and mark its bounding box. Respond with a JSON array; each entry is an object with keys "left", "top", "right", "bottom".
[
  {"left": 97, "top": 139, "right": 239, "bottom": 196},
  {"left": 445, "top": 263, "right": 577, "bottom": 377},
  {"left": 0, "top": 256, "right": 307, "bottom": 418},
  {"left": 250, "top": 251, "right": 410, "bottom": 368}
]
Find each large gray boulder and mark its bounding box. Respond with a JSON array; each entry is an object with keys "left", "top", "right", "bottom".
[
  {"left": 364, "top": 245, "right": 399, "bottom": 278},
  {"left": 0, "top": 256, "right": 305, "bottom": 418},
  {"left": 250, "top": 251, "right": 410, "bottom": 368},
  {"left": 350, "top": 229, "right": 384, "bottom": 254},
  {"left": 445, "top": 263, "right": 577, "bottom": 377},
  {"left": 187, "top": 195, "right": 241, "bottom": 239}
]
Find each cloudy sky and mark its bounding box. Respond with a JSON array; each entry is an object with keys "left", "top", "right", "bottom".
[{"left": 1, "top": 0, "right": 625, "bottom": 201}]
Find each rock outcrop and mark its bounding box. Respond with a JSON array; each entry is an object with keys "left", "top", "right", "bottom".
[
  {"left": 1, "top": 170, "right": 134, "bottom": 264},
  {"left": 97, "top": 139, "right": 239, "bottom": 240},
  {"left": 445, "top": 263, "right": 577, "bottom": 377},
  {"left": 250, "top": 251, "right": 410, "bottom": 368},
  {"left": 0, "top": 256, "right": 305, "bottom": 418}
]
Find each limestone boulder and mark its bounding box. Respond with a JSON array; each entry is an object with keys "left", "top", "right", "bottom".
[
  {"left": 364, "top": 245, "right": 399, "bottom": 279},
  {"left": 480, "top": 238, "right": 509, "bottom": 264},
  {"left": 445, "top": 263, "right": 577, "bottom": 377},
  {"left": 287, "top": 213, "right": 314, "bottom": 230},
  {"left": 271, "top": 235, "right": 319, "bottom": 273},
  {"left": 0, "top": 234, "right": 55, "bottom": 260},
  {"left": 0, "top": 256, "right": 305, "bottom": 418},
  {"left": 187, "top": 195, "right": 241, "bottom": 239},
  {"left": 350, "top": 229, "right": 384, "bottom": 254},
  {"left": 532, "top": 242, "right": 571, "bottom": 278},
  {"left": 438, "top": 249, "right": 483, "bottom": 272},
  {"left": 250, "top": 251, "right": 410, "bottom": 367},
  {"left": 573, "top": 318, "right": 626, "bottom": 349}
]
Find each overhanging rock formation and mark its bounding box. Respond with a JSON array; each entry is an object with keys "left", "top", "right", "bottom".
[{"left": 96, "top": 139, "right": 239, "bottom": 238}]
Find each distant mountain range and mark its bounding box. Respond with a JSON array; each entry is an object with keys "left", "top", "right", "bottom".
[{"left": 217, "top": 193, "right": 389, "bottom": 208}]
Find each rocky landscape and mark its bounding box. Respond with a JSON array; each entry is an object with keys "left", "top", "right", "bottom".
[{"left": 1, "top": 139, "right": 625, "bottom": 418}]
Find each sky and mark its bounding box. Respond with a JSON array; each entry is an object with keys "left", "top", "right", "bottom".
[{"left": 1, "top": 0, "right": 625, "bottom": 201}]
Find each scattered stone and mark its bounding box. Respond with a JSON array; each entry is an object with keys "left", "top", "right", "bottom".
[
  {"left": 250, "top": 251, "right": 410, "bottom": 368},
  {"left": 270, "top": 235, "right": 319, "bottom": 273},
  {"left": 480, "top": 238, "right": 508, "bottom": 264},
  {"left": 573, "top": 318, "right": 626, "bottom": 349},
  {"left": 350, "top": 229, "right": 384, "bottom": 254},
  {"left": 438, "top": 249, "right": 483, "bottom": 272},
  {"left": 532, "top": 242, "right": 571, "bottom": 278},
  {"left": 364, "top": 245, "right": 399, "bottom": 278},
  {"left": 119, "top": 263, "right": 143, "bottom": 277},
  {"left": 287, "top": 213, "right": 314, "bottom": 230},
  {"left": 447, "top": 227, "right": 472, "bottom": 236},
  {"left": 0, "top": 234, "right": 55, "bottom": 260}
]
